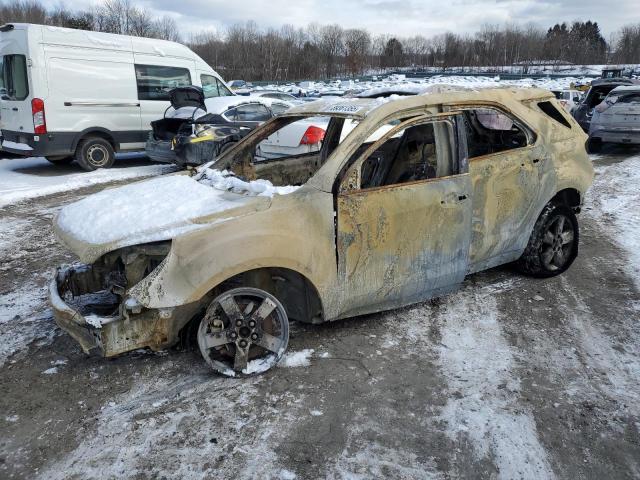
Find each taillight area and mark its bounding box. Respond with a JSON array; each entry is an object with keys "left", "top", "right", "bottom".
[
  {"left": 300, "top": 125, "right": 325, "bottom": 145},
  {"left": 31, "top": 97, "right": 46, "bottom": 134}
]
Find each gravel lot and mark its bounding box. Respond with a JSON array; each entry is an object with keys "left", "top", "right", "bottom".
[{"left": 0, "top": 148, "right": 639, "bottom": 480}]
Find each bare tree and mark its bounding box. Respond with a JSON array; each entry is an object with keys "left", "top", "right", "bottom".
[{"left": 344, "top": 28, "right": 371, "bottom": 76}]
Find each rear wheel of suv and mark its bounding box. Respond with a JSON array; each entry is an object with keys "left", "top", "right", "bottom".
[
  {"left": 45, "top": 155, "right": 73, "bottom": 165},
  {"left": 75, "top": 137, "right": 115, "bottom": 171},
  {"left": 197, "top": 287, "right": 289, "bottom": 377},
  {"left": 516, "top": 203, "right": 579, "bottom": 278}
]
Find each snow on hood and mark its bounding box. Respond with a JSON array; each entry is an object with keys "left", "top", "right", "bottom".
[
  {"left": 54, "top": 173, "right": 279, "bottom": 263},
  {"left": 196, "top": 168, "right": 300, "bottom": 197}
]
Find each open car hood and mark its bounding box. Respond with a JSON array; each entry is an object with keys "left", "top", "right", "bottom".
[
  {"left": 54, "top": 174, "right": 270, "bottom": 263},
  {"left": 169, "top": 86, "right": 206, "bottom": 111}
]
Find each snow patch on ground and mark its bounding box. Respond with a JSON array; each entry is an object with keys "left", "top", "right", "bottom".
[
  {"left": 39, "top": 374, "right": 307, "bottom": 479},
  {"left": 280, "top": 349, "right": 314, "bottom": 368},
  {"left": 326, "top": 430, "right": 443, "bottom": 479},
  {"left": 0, "top": 282, "right": 55, "bottom": 367},
  {"left": 436, "top": 290, "right": 554, "bottom": 480},
  {"left": 0, "top": 155, "right": 176, "bottom": 208},
  {"left": 585, "top": 156, "right": 640, "bottom": 288},
  {"left": 557, "top": 276, "right": 640, "bottom": 411}
]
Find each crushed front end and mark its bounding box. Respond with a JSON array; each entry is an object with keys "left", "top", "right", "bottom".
[{"left": 49, "top": 242, "right": 202, "bottom": 357}]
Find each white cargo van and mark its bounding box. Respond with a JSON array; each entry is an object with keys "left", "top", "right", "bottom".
[{"left": 0, "top": 23, "right": 233, "bottom": 170}]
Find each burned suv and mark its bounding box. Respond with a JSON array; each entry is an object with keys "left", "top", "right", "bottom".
[{"left": 50, "top": 88, "right": 593, "bottom": 377}]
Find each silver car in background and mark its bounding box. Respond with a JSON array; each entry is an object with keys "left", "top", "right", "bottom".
[{"left": 588, "top": 86, "right": 640, "bottom": 152}]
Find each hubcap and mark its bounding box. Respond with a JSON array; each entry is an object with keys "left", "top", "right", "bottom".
[
  {"left": 197, "top": 287, "right": 289, "bottom": 377},
  {"left": 86, "top": 144, "right": 109, "bottom": 167},
  {"left": 541, "top": 214, "right": 574, "bottom": 271}
]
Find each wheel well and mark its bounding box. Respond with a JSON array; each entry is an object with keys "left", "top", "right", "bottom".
[
  {"left": 74, "top": 130, "right": 116, "bottom": 152},
  {"left": 178, "top": 267, "right": 325, "bottom": 349},
  {"left": 218, "top": 267, "right": 325, "bottom": 324},
  {"left": 551, "top": 188, "right": 581, "bottom": 209}
]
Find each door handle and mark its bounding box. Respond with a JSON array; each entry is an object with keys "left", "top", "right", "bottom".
[{"left": 11, "top": 107, "right": 17, "bottom": 111}]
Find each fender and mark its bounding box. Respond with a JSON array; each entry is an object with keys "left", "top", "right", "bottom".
[{"left": 129, "top": 187, "right": 341, "bottom": 317}]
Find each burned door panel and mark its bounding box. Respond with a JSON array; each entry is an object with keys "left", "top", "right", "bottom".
[
  {"left": 468, "top": 148, "right": 540, "bottom": 270},
  {"left": 336, "top": 174, "right": 472, "bottom": 318}
]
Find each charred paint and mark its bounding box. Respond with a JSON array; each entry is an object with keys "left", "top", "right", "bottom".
[{"left": 50, "top": 88, "right": 594, "bottom": 358}]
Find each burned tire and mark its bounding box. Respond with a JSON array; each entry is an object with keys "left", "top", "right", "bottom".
[
  {"left": 75, "top": 137, "right": 115, "bottom": 171},
  {"left": 586, "top": 137, "right": 602, "bottom": 154},
  {"left": 197, "top": 287, "right": 289, "bottom": 377},
  {"left": 45, "top": 155, "right": 73, "bottom": 165},
  {"left": 516, "top": 203, "right": 579, "bottom": 278}
]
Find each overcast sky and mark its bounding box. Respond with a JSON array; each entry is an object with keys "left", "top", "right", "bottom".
[{"left": 46, "top": 0, "right": 637, "bottom": 38}]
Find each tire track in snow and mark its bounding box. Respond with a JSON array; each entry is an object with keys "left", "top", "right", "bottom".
[
  {"left": 379, "top": 277, "right": 554, "bottom": 479},
  {"left": 435, "top": 288, "right": 555, "bottom": 479},
  {"left": 557, "top": 276, "right": 640, "bottom": 413}
]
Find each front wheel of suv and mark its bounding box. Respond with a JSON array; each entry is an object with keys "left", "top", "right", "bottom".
[
  {"left": 516, "top": 203, "right": 579, "bottom": 278},
  {"left": 197, "top": 287, "right": 290, "bottom": 377}
]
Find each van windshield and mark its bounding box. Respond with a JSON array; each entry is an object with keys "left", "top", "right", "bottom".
[{"left": 0, "top": 55, "right": 29, "bottom": 100}]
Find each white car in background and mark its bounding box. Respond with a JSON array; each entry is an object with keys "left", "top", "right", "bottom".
[{"left": 551, "top": 89, "right": 583, "bottom": 113}]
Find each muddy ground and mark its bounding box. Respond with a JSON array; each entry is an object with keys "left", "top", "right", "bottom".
[{"left": 0, "top": 149, "right": 639, "bottom": 480}]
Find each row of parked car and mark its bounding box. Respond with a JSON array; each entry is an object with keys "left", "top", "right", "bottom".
[{"left": 570, "top": 78, "right": 640, "bottom": 152}]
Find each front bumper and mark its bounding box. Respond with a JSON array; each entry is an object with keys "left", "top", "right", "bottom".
[
  {"left": 49, "top": 268, "right": 104, "bottom": 355},
  {"left": 49, "top": 265, "right": 199, "bottom": 357}
]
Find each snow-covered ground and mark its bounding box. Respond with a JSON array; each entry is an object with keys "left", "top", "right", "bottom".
[
  {"left": 585, "top": 155, "right": 640, "bottom": 288},
  {"left": 0, "top": 154, "right": 176, "bottom": 208}
]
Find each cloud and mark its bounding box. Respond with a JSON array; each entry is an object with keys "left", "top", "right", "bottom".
[{"left": 42, "top": 0, "right": 635, "bottom": 38}]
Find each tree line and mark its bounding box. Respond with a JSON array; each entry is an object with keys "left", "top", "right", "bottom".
[{"left": 1, "top": 0, "right": 639, "bottom": 81}]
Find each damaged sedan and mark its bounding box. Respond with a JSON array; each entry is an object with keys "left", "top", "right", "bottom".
[{"left": 50, "top": 87, "right": 594, "bottom": 377}]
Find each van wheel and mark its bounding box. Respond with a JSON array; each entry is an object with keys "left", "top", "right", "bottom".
[
  {"left": 75, "top": 137, "right": 115, "bottom": 171},
  {"left": 45, "top": 155, "right": 73, "bottom": 165},
  {"left": 516, "top": 203, "right": 579, "bottom": 278},
  {"left": 197, "top": 287, "right": 289, "bottom": 377}
]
